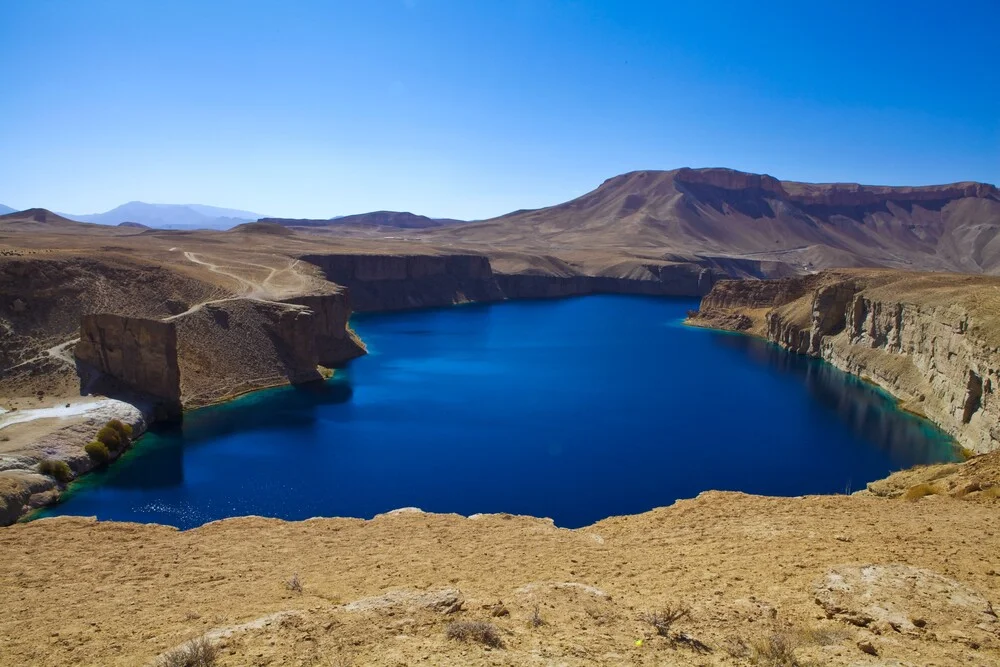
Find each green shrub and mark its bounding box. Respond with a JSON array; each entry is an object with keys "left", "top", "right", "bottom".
[
  {"left": 107, "top": 418, "right": 133, "bottom": 439},
  {"left": 37, "top": 459, "right": 73, "bottom": 483},
  {"left": 85, "top": 440, "right": 110, "bottom": 464},
  {"left": 96, "top": 425, "right": 122, "bottom": 450}
]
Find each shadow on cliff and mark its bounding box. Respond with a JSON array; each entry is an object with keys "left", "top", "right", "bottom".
[{"left": 710, "top": 334, "right": 957, "bottom": 464}]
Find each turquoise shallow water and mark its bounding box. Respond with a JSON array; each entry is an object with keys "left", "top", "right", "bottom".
[{"left": 38, "top": 295, "right": 958, "bottom": 528}]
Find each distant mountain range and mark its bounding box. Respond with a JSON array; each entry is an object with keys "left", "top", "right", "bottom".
[
  {"left": 61, "top": 202, "right": 264, "bottom": 230},
  {"left": 0, "top": 204, "right": 16, "bottom": 215}
]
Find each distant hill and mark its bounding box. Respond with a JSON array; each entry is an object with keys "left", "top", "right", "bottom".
[
  {"left": 261, "top": 210, "right": 466, "bottom": 230},
  {"left": 0, "top": 204, "right": 16, "bottom": 215},
  {"left": 0, "top": 208, "right": 100, "bottom": 229},
  {"left": 64, "top": 202, "right": 264, "bottom": 230},
  {"left": 428, "top": 168, "right": 1000, "bottom": 274}
]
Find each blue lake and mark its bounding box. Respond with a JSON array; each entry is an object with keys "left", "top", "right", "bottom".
[{"left": 38, "top": 295, "right": 958, "bottom": 529}]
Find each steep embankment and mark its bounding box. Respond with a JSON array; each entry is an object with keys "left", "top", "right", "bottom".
[{"left": 689, "top": 270, "right": 1000, "bottom": 453}]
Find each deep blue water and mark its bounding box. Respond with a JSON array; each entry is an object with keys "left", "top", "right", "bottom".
[{"left": 38, "top": 296, "right": 957, "bottom": 529}]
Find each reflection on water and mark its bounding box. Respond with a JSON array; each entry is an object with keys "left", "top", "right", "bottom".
[
  {"left": 62, "top": 381, "right": 354, "bottom": 492},
  {"left": 713, "top": 334, "right": 949, "bottom": 464}
]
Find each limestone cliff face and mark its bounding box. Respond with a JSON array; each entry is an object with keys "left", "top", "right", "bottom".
[
  {"left": 75, "top": 315, "right": 182, "bottom": 417},
  {"left": 495, "top": 262, "right": 716, "bottom": 299},
  {"left": 300, "top": 253, "right": 504, "bottom": 311},
  {"left": 283, "top": 292, "right": 366, "bottom": 366},
  {"left": 173, "top": 296, "right": 363, "bottom": 407},
  {"left": 691, "top": 270, "right": 1000, "bottom": 453},
  {"left": 75, "top": 292, "right": 365, "bottom": 411},
  {"left": 302, "top": 253, "right": 720, "bottom": 310}
]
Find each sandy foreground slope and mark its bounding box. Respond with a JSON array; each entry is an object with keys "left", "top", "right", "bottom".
[{"left": 2, "top": 454, "right": 999, "bottom": 666}]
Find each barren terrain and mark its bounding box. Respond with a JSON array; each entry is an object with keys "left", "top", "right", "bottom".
[{"left": 2, "top": 452, "right": 999, "bottom": 666}]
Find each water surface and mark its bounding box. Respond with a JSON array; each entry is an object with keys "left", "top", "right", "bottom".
[{"left": 39, "top": 296, "right": 957, "bottom": 528}]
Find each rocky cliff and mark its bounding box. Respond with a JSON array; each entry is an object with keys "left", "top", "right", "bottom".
[
  {"left": 302, "top": 252, "right": 723, "bottom": 310},
  {"left": 690, "top": 270, "right": 1000, "bottom": 453},
  {"left": 300, "top": 253, "right": 504, "bottom": 311},
  {"left": 170, "top": 295, "right": 365, "bottom": 407},
  {"left": 75, "top": 315, "right": 182, "bottom": 418},
  {"left": 283, "top": 292, "right": 366, "bottom": 366},
  {"left": 74, "top": 291, "right": 365, "bottom": 410}
]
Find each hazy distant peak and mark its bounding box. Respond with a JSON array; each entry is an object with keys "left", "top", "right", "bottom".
[
  {"left": 0, "top": 204, "right": 15, "bottom": 215},
  {"left": 63, "top": 201, "right": 264, "bottom": 230}
]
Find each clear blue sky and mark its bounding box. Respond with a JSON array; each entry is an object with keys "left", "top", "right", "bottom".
[{"left": 1, "top": 0, "right": 996, "bottom": 219}]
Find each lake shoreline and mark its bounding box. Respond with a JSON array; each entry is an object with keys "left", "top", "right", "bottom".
[{"left": 32, "top": 296, "right": 954, "bottom": 526}]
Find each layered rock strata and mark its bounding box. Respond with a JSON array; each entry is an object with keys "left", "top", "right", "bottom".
[
  {"left": 75, "top": 315, "right": 182, "bottom": 418},
  {"left": 690, "top": 270, "right": 1000, "bottom": 453},
  {"left": 301, "top": 252, "right": 722, "bottom": 310},
  {"left": 75, "top": 292, "right": 364, "bottom": 411}
]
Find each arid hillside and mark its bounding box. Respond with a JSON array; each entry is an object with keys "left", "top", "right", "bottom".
[{"left": 421, "top": 168, "right": 1000, "bottom": 273}]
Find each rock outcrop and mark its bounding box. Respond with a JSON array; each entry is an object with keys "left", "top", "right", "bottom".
[
  {"left": 75, "top": 315, "right": 182, "bottom": 418},
  {"left": 300, "top": 253, "right": 504, "bottom": 311},
  {"left": 690, "top": 270, "right": 1000, "bottom": 453},
  {"left": 171, "top": 296, "right": 365, "bottom": 407},
  {"left": 283, "top": 292, "right": 366, "bottom": 366},
  {"left": 75, "top": 292, "right": 365, "bottom": 410}
]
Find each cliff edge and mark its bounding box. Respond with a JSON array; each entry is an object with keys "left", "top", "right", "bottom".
[{"left": 689, "top": 269, "right": 1000, "bottom": 453}]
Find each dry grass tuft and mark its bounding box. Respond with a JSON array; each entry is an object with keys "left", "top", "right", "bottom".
[
  {"left": 285, "top": 573, "right": 303, "bottom": 593},
  {"left": 157, "top": 636, "right": 217, "bottom": 667},
  {"left": 445, "top": 620, "right": 504, "bottom": 649},
  {"left": 749, "top": 631, "right": 804, "bottom": 667},
  {"left": 529, "top": 605, "right": 545, "bottom": 628},
  {"left": 639, "top": 605, "right": 690, "bottom": 637}
]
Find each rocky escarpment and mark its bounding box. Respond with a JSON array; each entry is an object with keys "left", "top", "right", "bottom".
[
  {"left": 690, "top": 270, "right": 1000, "bottom": 453},
  {"left": 302, "top": 252, "right": 724, "bottom": 310},
  {"left": 75, "top": 291, "right": 365, "bottom": 410},
  {"left": 300, "top": 253, "right": 504, "bottom": 311},
  {"left": 76, "top": 315, "right": 182, "bottom": 419},
  {"left": 172, "top": 295, "right": 365, "bottom": 406}
]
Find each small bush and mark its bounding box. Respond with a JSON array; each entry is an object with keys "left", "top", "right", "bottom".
[
  {"left": 96, "top": 425, "right": 122, "bottom": 450},
  {"left": 529, "top": 605, "right": 545, "bottom": 628},
  {"left": 445, "top": 620, "right": 504, "bottom": 649},
  {"left": 37, "top": 459, "right": 73, "bottom": 483},
  {"left": 285, "top": 573, "right": 302, "bottom": 593},
  {"left": 85, "top": 440, "right": 110, "bottom": 464},
  {"left": 640, "top": 605, "right": 690, "bottom": 637},
  {"left": 157, "top": 636, "right": 217, "bottom": 667},
  {"left": 107, "top": 418, "right": 133, "bottom": 439}
]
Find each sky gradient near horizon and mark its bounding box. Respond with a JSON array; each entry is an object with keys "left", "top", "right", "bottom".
[{"left": 1, "top": 0, "right": 997, "bottom": 219}]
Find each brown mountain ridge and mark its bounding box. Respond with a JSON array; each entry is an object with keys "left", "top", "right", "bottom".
[{"left": 421, "top": 167, "right": 1000, "bottom": 274}]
